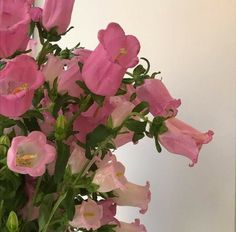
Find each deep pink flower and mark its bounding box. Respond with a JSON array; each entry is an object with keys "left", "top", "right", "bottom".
[
  {"left": 114, "top": 219, "right": 147, "bottom": 232},
  {"left": 0, "top": 0, "right": 31, "bottom": 58},
  {"left": 136, "top": 79, "right": 181, "bottom": 117},
  {"left": 92, "top": 155, "right": 127, "bottom": 192},
  {"left": 159, "top": 117, "right": 214, "bottom": 166},
  {"left": 58, "top": 60, "right": 83, "bottom": 98},
  {"left": 29, "top": 7, "right": 42, "bottom": 22},
  {"left": 70, "top": 199, "right": 103, "bottom": 230},
  {"left": 7, "top": 131, "right": 56, "bottom": 177},
  {"left": 82, "top": 23, "right": 140, "bottom": 96},
  {"left": 113, "top": 181, "right": 151, "bottom": 214},
  {"left": 42, "top": 0, "right": 75, "bottom": 34},
  {"left": 98, "top": 200, "right": 117, "bottom": 226},
  {"left": 0, "top": 55, "right": 44, "bottom": 118}
]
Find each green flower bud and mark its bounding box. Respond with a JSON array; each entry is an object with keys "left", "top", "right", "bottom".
[
  {"left": 6, "top": 211, "right": 19, "bottom": 232},
  {"left": 55, "top": 115, "right": 68, "bottom": 140},
  {"left": 0, "top": 135, "right": 10, "bottom": 156}
]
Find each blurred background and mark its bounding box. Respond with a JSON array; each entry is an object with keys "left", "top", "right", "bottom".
[{"left": 37, "top": 1, "right": 236, "bottom": 231}]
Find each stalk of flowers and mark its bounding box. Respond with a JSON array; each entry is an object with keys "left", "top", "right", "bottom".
[{"left": 0, "top": 1, "right": 214, "bottom": 232}]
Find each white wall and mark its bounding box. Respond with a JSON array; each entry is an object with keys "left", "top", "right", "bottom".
[{"left": 38, "top": 0, "right": 236, "bottom": 231}]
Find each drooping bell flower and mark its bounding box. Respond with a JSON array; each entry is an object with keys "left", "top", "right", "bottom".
[
  {"left": 70, "top": 199, "right": 103, "bottom": 230},
  {"left": 159, "top": 117, "right": 214, "bottom": 166},
  {"left": 113, "top": 181, "right": 151, "bottom": 214},
  {"left": 136, "top": 79, "right": 181, "bottom": 117},
  {"left": 58, "top": 60, "right": 84, "bottom": 98},
  {"left": 42, "top": 0, "right": 75, "bottom": 34},
  {"left": 7, "top": 131, "right": 56, "bottom": 177},
  {"left": 73, "top": 48, "right": 92, "bottom": 64},
  {"left": 0, "top": 55, "right": 44, "bottom": 118},
  {"left": 42, "top": 54, "right": 65, "bottom": 87},
  {"left": 0, "top": 0, "right": 31, "bottom": 58},
  {"left": 82, "top": 23, "right": 140, "bottom": 96},
  {"left": 92, "top": 155, "right": 127, "bottom": 192},
  {"left": 114, "top": 219, "right": 147, "bottom": 232},
  {"left": 98, "top": 199, "right": 117, "bottom": 226},
  {"left": 67, "top": 144, "right": 88, "bottom": 174}
]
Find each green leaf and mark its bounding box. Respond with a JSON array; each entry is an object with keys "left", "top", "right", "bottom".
[
  {"left": 133, "top": 64, "right": 146, "bottom": 77},
  {"left": 125, "top": 119, "right": 147, "bottom": 134},
  {"left": 22, "top": 110, "right": 44, "bottom": 121},
  {"left": 132, "top": 101, "right": 149, "bottom": 114},
  {"left": 61, "top": 187, "right": 75, "bottom": 220},
  {"left": 132, "top": 132, "right": 145, "bottom": 143},
  {"left": 149, "top": 116, "right": 168, "bottom": 136},
  {"left": 154, "top": 136, "right": 162, "bottom": 153},
  {"left": 54, "top": 141, "right": 70, "bottom": 183}
]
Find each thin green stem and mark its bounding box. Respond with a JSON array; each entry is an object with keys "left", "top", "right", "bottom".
[{"left": 32, "top": 176, "right": 43, "bottom": 205}]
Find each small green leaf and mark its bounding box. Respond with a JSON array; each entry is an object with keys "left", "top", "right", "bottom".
[
  {"left": 125, "top": 119, "right": 147, "bottom": 134},
  {"left": 132, "top": 101, "right": 149, "bottom": 114}
]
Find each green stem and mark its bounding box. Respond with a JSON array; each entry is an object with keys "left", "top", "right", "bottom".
[
  {"left": 41, "top": 192, "right": 67, "bottom": 232},
  {"left": 32, "top": 176, "right": 43, "bottom": 205}
]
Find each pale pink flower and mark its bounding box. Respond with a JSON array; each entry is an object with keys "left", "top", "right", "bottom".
[
  {"left": 114, "top": 219, "right": 147, "bottom": 232},
  {"left": 0, "top": 0, "right": 31, "bottom": 58},
  {"left": 42, "top": 54, "right": 65, "bottom": 87},
  {"left": 42, "top": 0, "right": 75, "bottom": 34},
  {"left": 136, "top": 79, "right": 181, "bottom": 117},
  {"left": 67, "top": 144, "right": 88, "bottom": 174},
  {"left": 0, "top": 55, "right": 44, "bottom": 118},
  {"left": 58, "top": 60, "right": 83, "bottom": 98},
  {"left": 159, "top": 117, "right": 214, "bottom": 166},
  {"left": 70, "top": 199, "right": 103, "bottom": 230},
  {"left": 82, "top": 23, "right": 140, "bottom": 96},
  {"left": 7, "top": 131, "right": 56, "bottom": 177},
  {"left": 113, "top": 181, "right": 151, "bottom": 214},
  {"left": 93, "top": 155, "right": 127, "bottom": 192}
]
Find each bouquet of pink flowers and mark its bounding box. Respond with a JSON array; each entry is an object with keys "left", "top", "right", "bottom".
[{"left": 0, "top": 0, "right": 213, "bottom": 231}]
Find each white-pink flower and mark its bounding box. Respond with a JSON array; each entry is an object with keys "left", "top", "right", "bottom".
[
  {"left": 7, "top": 131, "right": 56, "bottom": 177},
  {"left": 92, "top": 155, "right": 127, "bottom": 192},
  {"left": 114, "top": 219, "right": 147, "bottom": 232},
  {"left": 113, "top": 181, "right": 151, "bottom": 214},
  {"left": 70, "top": 199, "right": 103, "bottom": 230}
]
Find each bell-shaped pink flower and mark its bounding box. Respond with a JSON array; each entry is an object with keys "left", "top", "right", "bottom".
[
  {"left": 42, "top": 0, "right": 75, "bottom": 34},
  {"left": 67, "top": 144, "right": 88, "bottom": 174},
  {"left": 82, "top": 23, "right": 140, "bottom": 96},
  {"left": 7, "top": 131, "right": 56, "bottom": 177},
  {"left": 0, "top": 0, "right": 31, "bottom": 58},
  {"left": 0, "top": 55, "right": 44, "bottom": 118},
  {"left": 29, "top": 7, "right": 42, "bottom": 22},
  {"left": 92, "top": 155, "right": 127, "bottom": 192},
  {"left": 114, "top": 219, "right": 147, "bottom": 232},
  {"left": 136, "top": 79, "right": 181, "bottom": 117},
  {"left": 42, "top": 54, "right": 65, "bottom": 87},
  {"left": 73, "top": 48, "right": 92, "bottom": 64},
  {"left": 58, "top": 60, "right": 83, "bottom": 98},
  {"left": 98, "top": 199, "right": 117, "bottom": 226},
  {"left": 159, "top": 117, "right": 214, "bottom": 166},
  {"left": 70, "top": 199, "right": 103, "bottom": 230},
  {"left": 113, "top": 181, "right": 151, "bottom": 214}
]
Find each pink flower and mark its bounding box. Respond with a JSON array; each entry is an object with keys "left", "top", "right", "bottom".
[
  {"left": 98, "top": 200, "right": 117, "bottom": 226},
  {"left": 136, "top": 79, "right": 181, "bottom": 117},
  {"left": 159, "top": 117, "right": 214, "bottom": 166},
  {"left": 70, "top": 199, "right": 103, "bottom": 230},
  {"left": 42, "top": 0, "right": 75, "bottom": 34},
  {"left": 0, "top": 55, "right": 44, "bottom": 118},
  {"left": 67, "top": 144, "right": 88, "bottom": 174},
  {"left": 42, "top": 54, "right": 65, "bottom": 87},
  {"left": 29, "top": 7, "right": 42, "bottom": 22},
  {"left": 73, "top": 48, "right": 92, "bottom": 64},
  {"left": 113, "top": 181, "right": 151, "bottom": 214},
  {"left": 114, "top": 219, "right": 147, "bottom": 232},
  {"left": 82, "top": 23, "right": 140, "bottom": 96},
  {"left": 0, "top": 0, "right": 31, "bottom": 58},
  {"left": 7, "top": 131, "right": 56, "bottom": 177},
  {"left": 92, "top": 155, "right": 127, "bottom": 192},
  {"left": 58, "top": 60, "right": 83, "bottom": 98}
]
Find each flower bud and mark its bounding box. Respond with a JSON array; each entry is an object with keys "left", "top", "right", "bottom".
[
  {"left": 0, "top": 135, "right": 10, "bottom": 156},
  {"left": 55, "top": 115, "right": 68, "bottom": 140},
  {"left": 6, "top": 211, "right": 19, "bottom": 232}
]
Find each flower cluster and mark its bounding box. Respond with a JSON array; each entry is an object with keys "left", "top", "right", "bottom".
[{"left": 0, "top": 1, "right": 213, "bottom": 231}]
